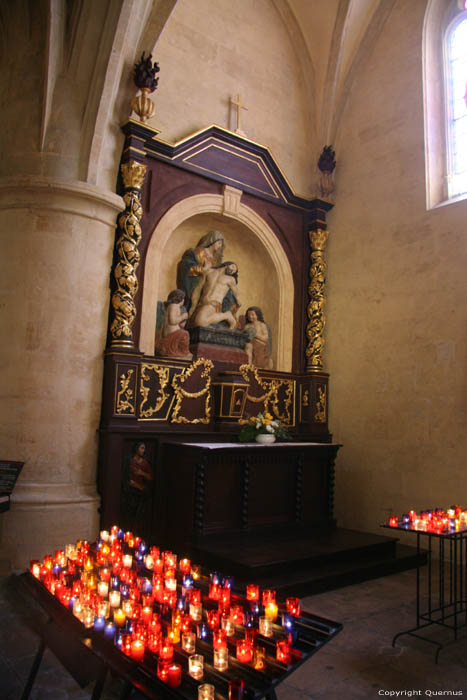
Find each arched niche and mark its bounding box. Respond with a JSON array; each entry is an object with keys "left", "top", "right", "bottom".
[{"left": 140, "top": 192, "right": 294, "bottom": 371}]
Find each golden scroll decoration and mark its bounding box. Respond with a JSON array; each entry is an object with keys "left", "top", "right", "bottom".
[
  {"left": 314, "top": 385, "right": 327, "bottom": 423},
  {"left": 171, "top": 358, "right": 213, "bottom": 424},
  {"left": 109, "top": 161, "right": 146, "bottom": 348},
  {"left": 116, "top": 369, "right": 136, "bottom": 414},
  {"left": 139, "top": 364, "right": 171, "bottom": 419},
  {"left": 305, "top": 228, "right": 329, "bottom": 372}
]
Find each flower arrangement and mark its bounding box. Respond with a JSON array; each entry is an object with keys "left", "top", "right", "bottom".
[{"left": 238, "top": 412, "right": 291, "bottom": 442}]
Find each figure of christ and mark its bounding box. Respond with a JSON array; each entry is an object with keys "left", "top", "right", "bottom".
[
  {"left": 244, "top": 306, "right": 273, "bottom": 369},
  {"left": 188, "top": 262, "right": 240, "bottom": 330},
  {"left": 154, "top": 289, "right": 193, "bottom": 360}
]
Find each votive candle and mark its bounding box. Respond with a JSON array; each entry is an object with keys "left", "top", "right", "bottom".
[
  {"left": 236, "top": 639, "right": 253, "bottom": 663},
  {"left": 259, "top": 616, "right": 273, "bottom": 637},
  {"left": 182, "top": 631, "right": 196, "bottom": 653},
  {"left": 167, "top": 663, "right": 182, "bottom": 688},
  {"left": 198, "top": 684, "right": 215, "bottom": 700},
  {"left": 189, "top": 653, "right": 204, "bottom": 680},
  {"left": 214, "top": 646, "right": 228, "bottom": 671}
]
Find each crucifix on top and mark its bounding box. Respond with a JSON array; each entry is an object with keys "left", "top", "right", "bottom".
[{"left": 230, "top": 94, "right": 248, "bottom": 136}]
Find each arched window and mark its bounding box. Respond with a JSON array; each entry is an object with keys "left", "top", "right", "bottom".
[
  {"left": 445, "top": 13, "right": 467, "bottom": 199},
  {"left": 423, "top": 0, "right": 467, "bottom": 208}
]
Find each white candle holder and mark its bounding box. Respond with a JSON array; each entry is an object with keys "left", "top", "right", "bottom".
[
  {"left": 188, "top": 653, "right": 204, "bottom": 680},
  {"left": 214, "top": 647, "right": 228, "bottom": 671}
]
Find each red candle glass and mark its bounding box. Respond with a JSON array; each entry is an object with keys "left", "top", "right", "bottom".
[
  {"left": 190, "top": 589, "right": 201, "bottom": 605},
  {"left": 229, "top": 679, "right": 245, "bottom": 699},
  {"left": 166, "top": 663, "right": 182, "bottom": 688},
  {"left": 157, "top": 659, "right": 170, "bottom": 682},
  {"left": 130, "top": 639, "right": 145, "bottom": 663},
  {"left": 246, "top": 584, "right": 259, "bottom": 602},
  {"left": 209, "top": 582, "right": 220, "bottom": 600},
  {"left": 159, "top": 639, "right": 174, "bottom": 661},
  {"left": 213, "top": 629, "right": 227, "bottom": 649},
  {"left": 229, "top": 605, "right": 244, "bottom": 625},
  {"left": 286, "top": 597, "right": 301, "bottom": 617},
  {"left": 276, "top": 639, "right": 291, "bottom": 664},
  {"left": 236, "top": 639, "right": 253, "bottom": 663},
  {"left": 206, "top": 609, "right": 220, "bottom": 630},
  {"left": 262, "top": 589, "right": 276, "bottom": 606}
]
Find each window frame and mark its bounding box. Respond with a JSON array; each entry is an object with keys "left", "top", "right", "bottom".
[{"left": 444, "top": 11, "right": 467, "bottom": 200}]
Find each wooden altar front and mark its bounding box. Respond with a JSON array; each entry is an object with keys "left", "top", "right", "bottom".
[{"left": 158, "top": 441, "right": 340, "bottom": 552}]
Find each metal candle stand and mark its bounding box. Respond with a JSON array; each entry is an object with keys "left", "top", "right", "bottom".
[{"left": 383, "top": 522, "right": 467, "bottom": 663}]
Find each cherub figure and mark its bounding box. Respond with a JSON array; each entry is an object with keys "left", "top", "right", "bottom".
[{"left": 154, "top": 289, "right": 193, "bottom": 360}]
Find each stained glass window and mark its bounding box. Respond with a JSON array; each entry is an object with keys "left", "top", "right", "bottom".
[{"left": 446, "top": 16, "right": 467, "bottom": 198}]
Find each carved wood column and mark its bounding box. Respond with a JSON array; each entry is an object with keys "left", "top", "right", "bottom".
[
  {"left": 108, "top": 160, "right": 147, "bottom": 350},
  {"left": 305, "top": 227, "right": 329, "bottom": 373}
]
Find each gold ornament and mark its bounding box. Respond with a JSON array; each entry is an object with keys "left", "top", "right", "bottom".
[
  {"left": 131, "top": 88, "right": 156, "bottom": 123},
  {"left": 109, "top": 163, "right": 147, "bottom": 348},
  {"left": 305, "top": 228, "right": 329, "bottom": 372}
]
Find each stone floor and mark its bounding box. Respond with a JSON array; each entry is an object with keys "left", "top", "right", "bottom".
[{"left": 1, "top": 569, "right": 467, "bottom": 699}]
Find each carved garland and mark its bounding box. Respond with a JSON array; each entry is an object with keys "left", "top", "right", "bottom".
[
  {"left": 305, "top": 228, "right": 329, "bottom": 372},
  {"left": 171, "top": 358, "right": 214, "bottom": 424},
  {"left": 238, "top": 364, "right": 294, "bottom": 425},
  {"left": 139, "top": 364, "right": 171, "bottom": 418},
  {"left": 109, "top": 161, "right": 146, "bottom": 348}
]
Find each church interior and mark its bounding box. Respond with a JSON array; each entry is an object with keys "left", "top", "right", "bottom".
[{"left": 1, "top": 0, "right": 467, "bottom": 697}]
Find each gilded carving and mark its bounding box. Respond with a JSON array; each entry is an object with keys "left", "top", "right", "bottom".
[
  {"left": 302, "top": 389, "right": 309, "bottom": 406},
  {"left": 315, "top": 385, "right": 327, "bottom": 423},
  {"left": 109, "top": 161, "right": 146, "bottom": 347},
  {"left": 116, "top": 368, "right": 136, "bottom": 415},
  {"left": 139, "top": 364, "right": 171, "bottom": 418},
  {"left": 171, "top": 358, "right": 213, "bottom": 424},
  {"left": 121, "top": 161, "right": 147, "bottom": 189},
  {"left": 305, "top": 228, "right": 329, "bottom": 372},
  {"left": 238, "top": 364, "right": 294, "bottom": 425}
]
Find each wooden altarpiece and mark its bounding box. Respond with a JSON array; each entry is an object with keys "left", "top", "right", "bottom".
[{"left": 99, "top": 120, "right": 339, "bottom": 559}]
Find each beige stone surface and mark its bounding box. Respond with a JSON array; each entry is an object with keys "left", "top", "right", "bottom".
[
  {"left": 0, "top": 178, "right": 122, "bottom": 568},
  {"left": 326, "top": 0, "right": 467, "bottom": 536}
]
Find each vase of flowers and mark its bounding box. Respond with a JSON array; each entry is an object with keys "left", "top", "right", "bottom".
[{"left": 238, "top": 412, "right": 291, "bottom": 443}]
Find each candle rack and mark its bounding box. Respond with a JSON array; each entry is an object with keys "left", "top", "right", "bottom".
[{"left": 21, "top": 527, "right": 343, "bottom": 699}]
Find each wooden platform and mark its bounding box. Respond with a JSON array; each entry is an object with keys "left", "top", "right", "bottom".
[{"left": 191, "top": 527, "right": 427, "bottom": 597}]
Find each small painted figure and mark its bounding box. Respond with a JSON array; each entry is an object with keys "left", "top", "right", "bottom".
[
  {"left": 121, "top": 442, "right": 153, "bottom": 535},
  {"left": 188, "top": 262, "right": 240, "bottom": 330},
  {"left": 243, "top": 306, "right": 273, "bottom": 369},
  {"left": 154, "top": 289, "right": 193, "bottom": 359}
]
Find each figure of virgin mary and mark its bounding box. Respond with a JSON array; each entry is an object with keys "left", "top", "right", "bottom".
[{"left": 177, "top": 230, "right": 225, "bottom": 314}]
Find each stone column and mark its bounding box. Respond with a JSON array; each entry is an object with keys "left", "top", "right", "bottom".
[{"left": 0, "top": 176, "right": 123, "bottom": 568}]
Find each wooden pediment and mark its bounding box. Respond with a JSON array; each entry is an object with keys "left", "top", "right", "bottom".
[{"left": 123, "top": 121, "right": 331, "bottom": 213}]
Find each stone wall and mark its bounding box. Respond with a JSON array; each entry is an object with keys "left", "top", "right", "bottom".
[{"left": 327, "top": 0, "right": 467, "bottom": 538}]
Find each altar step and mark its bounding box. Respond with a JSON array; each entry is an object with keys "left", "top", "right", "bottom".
[{"left": 191, "top": 527, "right": 427, "bottom": 597}]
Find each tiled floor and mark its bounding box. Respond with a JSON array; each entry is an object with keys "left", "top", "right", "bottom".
[{"left": 2, "top": 570, "right": 467, "bottom": 699}]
